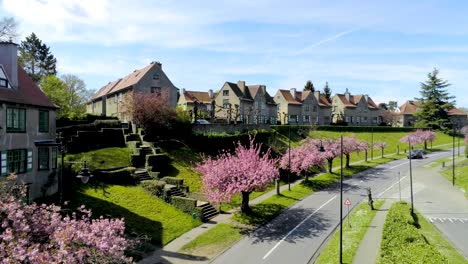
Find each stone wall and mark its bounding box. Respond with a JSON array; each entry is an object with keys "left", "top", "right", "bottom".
[{"left": 192, "top": 124, "right": 271, "bottom": 135}]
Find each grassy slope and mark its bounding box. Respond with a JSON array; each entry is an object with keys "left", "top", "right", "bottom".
[
  {"left": 316, "top": 200, "right": 385, "bottom": 264},
  {"left": 65, "top": 147, "right": 131, "bottom": 171},
  {"left": 70, "top": 184, "right": 202, "bottom": 246},
  {"left": 440, "top": 158, "right": 468, "bottom": 196}
]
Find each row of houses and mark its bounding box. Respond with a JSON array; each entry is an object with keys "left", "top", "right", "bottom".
[{"left": 87, "top": 62, "right": 468, "bottom": 127}]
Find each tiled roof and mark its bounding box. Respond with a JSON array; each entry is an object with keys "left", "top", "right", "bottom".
[
  {"left": 399, "top": 100, "right": 420, "bottom": 114},
  {"left": 0, "top": 67, "right": 57, "bottom": 109},
  {"left": 92, "top": 63, "right": 155, "bottom": 100},
  {"left": 183, "top": 90, "right": 213, "bottom": 104},
  {"left": 336, "top": 93, "right": 378, "bottom": 109},
  {"left": 223, "top": 82, "right": 275, "bottom": 104},
  {"left": 447, "top": 107, "right": 467, "bottom": 116},
  {"left": 318, "top": 94, "right": 332, "bottom": 107},
  {"left": 277, "top": 89, "right": 332, "bottom": 107},
  {"left": 277, "top": 90, "right": 302, "bottom": 105}
]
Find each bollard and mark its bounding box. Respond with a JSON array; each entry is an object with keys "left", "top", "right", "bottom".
[
  {"left": 367, "top": 187, "right": 374, "bottom": 210},
  {"left": 442, "top": 161, "right": 445, "bottom": 168}
]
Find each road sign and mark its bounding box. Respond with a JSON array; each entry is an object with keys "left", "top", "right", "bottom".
[{"left": 344, "top": 198, "right": 352, "bottom": 206}]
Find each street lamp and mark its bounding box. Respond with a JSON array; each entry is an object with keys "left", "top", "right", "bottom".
[
  {"left": 339, "top": 135, "right": 344, "bottom": 264},
  {"left": 408, "top": 141, "right": 414, "bottom": 214},
  {"left": 288, "top": 120, "right": 291, "bottom": 191},
  {"left": 452, "top": 123, "right": 456, "bottom": 186},
  {"left": 371, "top": 127, "right": 374, "bottom": 160}
]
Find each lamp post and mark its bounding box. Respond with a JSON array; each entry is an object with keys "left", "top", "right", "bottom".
[
  {"left": 371, "top": 127, "right": 374, "bottom": 160},
  {"left": 452, "top": 123, "right": 456, "bottom": 186},
  {"left": 408, "top": 141, "right": 414, "bottom": 214},
  {"left": 288, "top": 121, "right": 291, "bottom": 191},
  {"left": 339, "top": 135, "right": 344, "bottom": 264}
]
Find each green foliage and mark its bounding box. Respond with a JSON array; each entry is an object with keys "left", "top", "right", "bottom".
[
  {"left": 161, "top": 176, "right": 184, "bottom": 186},
  {"left": 70, "top": 185, "right": 202, "bottom": 246},
  {"left": 66, "top": 128, "right": 125, "bottom": 153},
  {"left": 323, "top": 82, "right": 332, "bottom": 101},
  {"left": 140, "top": 180, "right": 166, "bottom": 197},
  {"left": 18, "top": 32, "right": 57, "bottom": 82},
  {"left": 441, "top": 158, "right": 468, "bottom": 197},
  {"left": 316, "top": 201, "right": 384, "bottom": 264},
  {"left": 379, "top": 202, "right": 447, "bottom": 264},
  {"left": 39, "top": 75, "right": 69, "bottom": 118},
  {"left": 97, "top": 167, "right": 137, "bottom": 185},
  {"left": 125, "top": 134, "right": 141, "bottom": 143},
  {"left": 304, "top": 80, "right": 315, "bottom": 91},
  {"left": 56, "top": 114, "right": 118, "bottom": 128},
  {"left": 66, "top": 147, "right": 131, "bottom": 173},
  {"left": 171, "top": 196, "right": 197, "bottom": 214},
  {"left": 414, "top": 69, "right": 455, "bottom": 129}
]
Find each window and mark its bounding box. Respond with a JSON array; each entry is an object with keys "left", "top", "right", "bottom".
[
  {"left": 51, "top": 147, "right": 58, "bottom": 169},
  {"left": 373, "top": 117, "right": 378, "bottom": 123},
  {"left": 7, "top": 149, "right": 27, "bottom": 174},
  {"left": 151, "top": 87, "right": 161, "bottom": 94},
  {"left": 6, "top": 108, "right": 26, "bottom": 133},
  {"left": 38, "top": 147, "right": 49, "bottom": 170},
  {"left": 345, "top": 116, "right": 350, "bottom": 123},
  {"left": 223, "top": 90, "right": 229, "bottom": 96},
  {"left": 153, "top": 74, "right": 159, "bottom": 80},
  {"left": 290, "top": 115, "right": 298, "bottom": 123},
  {"left": 0, "top": 78, "right": 8, "bottom": 88},
  {"left": 223, "top": 99, "right": 230, "bottom": 108},
  {"left": 114, "top": 94, "right": 118, "bottom": 103},
  {"left": 39, "top": 110, "right": 49, "bottom": 133},
  {"left": 119, "top": 93, "right": 123, "bottom": 102},
  {"left": 304, "top": 115, "right": 310, "bottom": 123},
  {"left": 313, "top": 106, "right": 318, "bottom": 112},
  {"left": 304, "top": 105, "right": 310, "bottom": 112}
]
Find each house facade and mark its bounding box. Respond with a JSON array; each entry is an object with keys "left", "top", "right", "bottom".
[
  {"left": 177, "top": 89, "right": 216, "bottom": 119},
  {"left": 0, "top": 42, "right": 58, "bottom": 201},
  {"left": 398, "top": 100, "right": 467, "bottom": 127},
  {"left": 274, "top": 88, "right": 332, "bottom": 125},
  {"left": 331, "top": 90, "right": 382, "bottom": 126},
  {"left": 86, "top": 62, "right": 178, "bottom": 122},
  {"left": 213, "top": 81, "right": 277, "bottom": 124}
]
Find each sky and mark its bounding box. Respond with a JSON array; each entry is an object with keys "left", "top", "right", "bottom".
[{"left": 1, "top": 0, "right": 468, "bottom": 108}]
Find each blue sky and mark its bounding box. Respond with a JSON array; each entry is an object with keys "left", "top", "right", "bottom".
[{"left": 1, "top": 0, "right": 468, "bottom": 108}]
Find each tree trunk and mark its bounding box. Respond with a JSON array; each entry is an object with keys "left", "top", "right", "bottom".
[
  {"left": 241, "top": 191, "right": 252, "bottom": 214},
  {"left": 304, "top": 171, "right": 309, "bottom": 182},
  {"left": 327, "top": 159, "right": 333, "bottom": 173},
  {"left": 365, "top": 149, "right": 368, "bottom": 162},
  {"left": 275, "top": 179, "right": 280, "bottom": 195},
  {"left": 346, "top": 154, "right": 350, "bottom": 168},
  {"left": 424, "top": 141, "right": 427, "bottom": 150},
  {"left": 381, "top": 148, "right": 384, "bottom": 158}
]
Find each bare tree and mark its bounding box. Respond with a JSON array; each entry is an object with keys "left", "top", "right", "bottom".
[{"left": 0, "top": 17, "right": 18, "bottom": 42}]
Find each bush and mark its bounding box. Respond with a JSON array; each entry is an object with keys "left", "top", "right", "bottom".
[
  {"left": 161, "top": 176, "right": 184, "bottom": 186},
  {"left": 56, "top": 114, "right": 118, "bottom": 128},
  {"left": 146, "top": 154, "right": 170, "bottom": 173},
  {"left": 171, "top": 196, "right": 197, "bottom": 214},
  {"left": 141, "top": 180, "right": 166, "bottom": 197},
  {"left": 271, "top": 125, "right": 423, "bottom": 135},
  {"left": 125, "top": 134, "right": 141, "bottom": 142},
  {"left": 130, "top": 154, "right": 144, "bottom": 167},
  {"left": 97, "top": 167, "right": 137, "bottom": 185},
  {"left": 66, "top": 128, "right": 125, "bottom": 153},
  {"left": 126, "top": 141, "right": 142, "bottom": 155},
  {"left": 379, "top": 202, "right": 446, "bottom": 264}
]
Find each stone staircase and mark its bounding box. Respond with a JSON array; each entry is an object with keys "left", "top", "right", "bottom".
[
  {"left": 140, "top": 146, "right": 154, "bottom": 157},
  {"left": 134, "top": 169, "right": 152, "bottom": 181},
  {"left": 197, "top": 201, "right": 219, "bottom": 221},
  {"left": 166, "top": 185, "right": 186, "bottom": 198}
]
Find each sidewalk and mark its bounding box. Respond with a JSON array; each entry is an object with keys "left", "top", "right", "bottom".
[{"left": 352, "top": 200, "right": 391, "bottom": 264}]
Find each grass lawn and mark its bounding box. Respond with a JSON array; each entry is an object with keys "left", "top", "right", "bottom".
[
  {"left": 440, "top": 158, "right": 468, "bottom": 196},
  {"left": 65, "top": 147, "right": 131, "bottom": 171},
  {"left": 315, "top": 200, "right": 385, "bottom": 264},
  {"left": 179, "top": 223, "right": 246, "bottom": 258},
  {"left": 163, "top": 146, "right": 203, "bottom": 192},
  {"left": 68, "top": 184, "right": 202, "bottom": 246}
]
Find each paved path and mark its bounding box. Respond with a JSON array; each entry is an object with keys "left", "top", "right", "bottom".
[{"left": 352, "top": 201, "right": 390, "bottom": 264}]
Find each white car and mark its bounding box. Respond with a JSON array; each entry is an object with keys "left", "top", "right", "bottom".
[{"left": 194, "top": 119, "right": 210, "bottom": 125}]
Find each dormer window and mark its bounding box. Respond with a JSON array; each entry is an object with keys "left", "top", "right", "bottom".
[
  {"left": 0, "top": 78, "right": 8, "bottom": 88},
  {"left": 153, "top": 74, "right": 159, "bottom": 80},
  {"left": 0, "top": 65, "right": 12, "bottom": 89}
]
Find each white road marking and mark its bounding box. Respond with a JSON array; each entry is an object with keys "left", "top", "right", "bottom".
[
  {"left": 262, "top": 195, "right": 338, "bottom": 260},
  {"left": 429, "top": 218, "right": 434, "bottom": 223},
  {"left": 377, "top": 175, "right": 408, "bottom": 198},
  {"left": 449, "top": 218, "right": 454, "bottom": 223},
  {"left": 389, "top": 163, "right": 406, "bottom": 169}
]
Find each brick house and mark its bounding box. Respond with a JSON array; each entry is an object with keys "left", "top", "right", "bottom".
[
  {"left": 213, "top": 81, "right": 277, "bottom": 124},
  {"left": 273, "top": 88, "right": 332, "bottom": 125},
  {"left": 86, "top": 61, "right": 178, "bottom": 122},
  {"left": 398, "top": 100, "right": 467, "bottom": 127},
  {"left": 177, "top": 89, "right": 216, "bottom": 119},
  {"left": 331, "top": 90, "right": 382, "bottom": 126},
  {"left": 0, "top": 42, "right": 58, "bottom": 201}
]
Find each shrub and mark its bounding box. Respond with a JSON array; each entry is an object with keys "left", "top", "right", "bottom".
[
  {"left": 125, "top": 134, "right": 141, "bottom": 142},
  {"left": 126, "top": 141, "right": 142, "bottom": 155},
  {"left": 141, "top": 180, "right": 166, "bottom": 197},
  {"left": 161, "top": 176, "right": 184, "bottom": 186},
  {"left": 379, "top": 202, "right": 446, "bottom": 264},
  {"left": 97, "top": 167, "right": 137, "bottom": 185},
  {"left": 148, "top": 171, "right": 160, "bottom": 179},
  {"left": 130, "top": 154, "right": 144, "bottom": 167},
  {"left": 146, "top": 154, "right": 170, "bottom": 173},
  {"left": 171, "top": 196, "right": 197, "bottom": 214}
]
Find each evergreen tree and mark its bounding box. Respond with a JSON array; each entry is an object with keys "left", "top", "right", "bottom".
[
  {"left": 18, "top": 33, "right": 57, "bottom": 82},
  {"left": 304, "top": 80, "right": 315, "bottom": 92},
  {"left": 414, "top": 68, "right": 455, "bottom": 129},
  {"left": 388, "top": 101, "right": 398, "bottom": 112},
  {"left": 323, "top": 81, "right": 332, "bottom": 101}
]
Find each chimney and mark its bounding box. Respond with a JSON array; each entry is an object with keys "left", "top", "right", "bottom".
[
  {"left": 313, "top": 90, "right": 320, "bottom": 100},
  {"left": 261, "top": 85, "right": 266, "bottom": 94},
  {"left": 290, "top": 88, "right": 297, "bottom": 99},
  {"left": 237, "top": 80, "right": 246, "bottom": 94},
  {"left": 364, "top": 94, "right": 369, "bottom": 102},
  {"left": 344, "top": 88, "right": 350, "bottom": 102},
  {"left": 208, "top": 89, "right": 214, "bottom": 99},
  {"left": 181, "top": 88, "right": 186, "bottom": 95},
  {"left": 0, "top": 42, "right": 18, "bottom": 89}
]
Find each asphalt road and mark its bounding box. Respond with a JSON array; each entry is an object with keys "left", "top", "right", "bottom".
[{"left": 211, "top": 148, "right": 466, "bottom": 264}]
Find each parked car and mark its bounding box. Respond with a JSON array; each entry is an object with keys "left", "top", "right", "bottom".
[
  {"left": 193, "top": 119, "right": 210, "bottom": 125},
  {"left": 407, "top": 149, "right": 424, "bottom": 159}
]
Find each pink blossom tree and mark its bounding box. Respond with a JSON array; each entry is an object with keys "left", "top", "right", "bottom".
[
  {"left": 0, "top": 174, "right": 131, "bottom": 263},
  {"left": 375, "top": 141, "right": 387, "bottom": 158},
  {"left": 400, "top": 132, "right": 425, "bottom": 150},
  {"left": 321, "top": 139, "right": 341, "bottom": 173},
  {"left": 279, "top": 139, "right": 325, "bottom": 181},
  {"left": 342, "top": 136, "right": 365, "bottom": 168},
  {"left": 413, "top": 129, "right": 436, "bottom": 150},
  {"left": 195, "top": 137, "right": 278, "bottom": 214}
]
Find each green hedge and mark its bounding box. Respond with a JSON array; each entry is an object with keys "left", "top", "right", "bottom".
[
  {"left": 379, "top": 202, "right": 446, "bottom": 264},
  {"left": 141, "top": 180, "right": 166, "bottom": 197},
  {"left": 56, "top": 114, "right": 118, "bottom": 128},
  {"left": 125, "top": 134, "right": 141, "bottom": 142},
  {"left": 66, "top": 128, "right": 125, "bottom": 153},
  {"left": 271, "top": 125, "right": 421, "bottom": 135},
  {"left": 161, "top": 176, "right": 184, "bottom": 186},
  {"left": 171, "top": 196, "right": 197, "bottom": 213},
  {"left": 97, "top": 167, "right": 137, "bottom": 185},
  {"left": 146, "top": 154, "right": 170, "bottom": 173}
]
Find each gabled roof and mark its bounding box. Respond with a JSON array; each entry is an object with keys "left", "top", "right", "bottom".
[
  {"left": 0, "top": 67, "right": 57, "bottom": 109},
  {"left": 336, "top": 93, "right": 379, "bottom": 109},
  {"left": 277, "top": 89, "right": 332, "bottom": 107},
  {"left": 447, "top": 108, "right": 467, "bottom": 116},
  {"left": 223, "top": 81, "right": 275, "bottom": 104},
  {"left": 277, "top": 89, "right": 302, "bottom": 105},
  {"left": 92, "top": 63, "right": 155, "bottom": 100},
  {"left": 182, "top": 90, "right": 214, "bottom": 104},
  {"left": 400, "top": 100, "right": 467, "bottom": 116}
]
